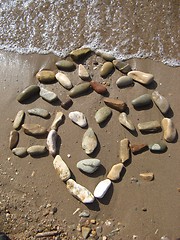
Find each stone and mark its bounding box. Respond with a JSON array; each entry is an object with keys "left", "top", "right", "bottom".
[
  {"left": 51, "top": 111, "right": 64, "bottom": 130},
  {"left": 55, "top": 60, "right": 76, "bottom": 71},
  {"left": 79, "top": 210, "right": 90, "bottom": 218},
  {"left": 82, "top": 128, "right": 98, "bottom": 154},
  {"left": 69, "top": 111, "right": 87, "bottom": 127},
  {"left": 55, "top": 72, "right": 73, "bottom": 90},
  {"left": 28, "top": 108, "right": 50, "bottom": 118},
  {"left": 103, "top": 97, "right": 127, "bottom": 112},
  {"left": 22, "top": 124, "right": 48, "bottom": 136},
  {"left": 94, "top": 179, "right": 112, "bottom": 198},
  {"left": 96, "top": 51, "right": 115, "bottom": 61},
  {"left": 120, "top": 138, "right": 130, "bottom": 163},
  {"left": 27, "top": 145, "right": 47, "bottom": 156},
  {"left": 17, "top": 85, "right": 40, "bottom": 103},
  {"left": 47, "top": 130, "right": 58, "bottom": 156},
  {"left": 82, "top": 226, "right": 91, "bottom": 239},
  {"left": 112, "top": 60, "right": 132, "bottom": 74},
  {"left": 12, "top": 147, "right": 27, "bottom": 157},
  {"left": 90, "top": 81, "right": 107, "bottom": 94},
  {"left": 128, "top": 71, "right": 154, "bottom": 85},
  {"left": 152, "top": 91, "right": 170, "bottom": 115},
  {"left": 0, "top": 233, "right": 9, "bottom": 240},
  {"left": 119, "top": 112, "right": 135, "bottom": 131},
  {"left": 130, "top": 144, "right": 148, "bottom": 154},
  {"left": 40, "top": 87, "right": 58, "bottom": 103},
  {"left": 139, "top": 172, "right": 154, "bottom": 181},
  {"left": 138, "top": 121, "right": 161, "bottom": 133},
  {"left": 36, "top": 70, "right": 56, "bottom": 83},
  {"left": 69, "top": 82, "right": 91, "bottom": 98},
  {"left": 78, "top": 64, "right": 90, "bottom": 80},
  {"left": 77, "top": 159, "right": 101, "bottom": 174},
  {"left": 66, "top": 179, "right": 95, "bottom": 203},
  {"left": 149, "top": 141, "right": 167, "bottom": 153},
  {"left": 161, "top": 118, "right": 177, "bottom": 142},
  {"left": 95, "top": 106, "right": 112, "bottom": 124},
  {"left": 9, "top": 130, "right": 19, "bottom": 150},
  {"left": 107, "top": 163, "right": 124, "bottom": 181},
  {"left": 131, "top": 94, "right": 152, "bottom": 108},
  {"left": 100, "top": 62, "right": 114, "bottom": 78},
  {"left": 53, "top": 155, "right": 71, "bottom": 181},
  {"left": 116, "top": 76, "right": 133, "bottom": 88},
  {"left": 61, "top": 98, "right": 73, "bottom": 109},
  {"left": 13, "top": 110, "right": 25, "bottom": 129},
  {"left": 70, "top": 48, "right": 91, "bottom": 61}
]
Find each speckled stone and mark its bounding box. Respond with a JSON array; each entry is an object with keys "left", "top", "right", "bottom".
[
  {"left": 138, "top": 121, "right": 161, "bottom": 133},
  {"left": 100, "top": 62, "right": 114, "bottom": 78},
  {"left": 27, "top": 145, "right": 47, "bottom": 156},
  {"left": 55, "top": 72, "right": 73, "bottom": 90},
  {"left": 69, "top": 82, "right": 91, "bottom": 98},
  {"left": 17, "top": 85, "right": 40, "bottom": 103},
  {"left": 13, "top": 110, "right": 25, "bottom": 129},
  {"left": 107, "top": 163, "right": 124, "bottom": 181},
  {"left": 53, "top": 155, "right": 71, "bottom": 181},
  {"left": 9, "top": 130, "right": 19, "bottom": 150},
  {"left": 82, "top": 128, "right": 97, "bottom": 154},
  {"left": 12, "top": 147, "right": 27, "bottom": 157},
  {"left": 77, "top": 158, "right": 101, "bottom": 173},
  {"left": 36, "top": 70, "right": 56, "bottom": 83},
  {"left": 119, "top": 112, "right": 135, "bottom": 131},
  {"left": 28, "top": 108, "right": 50, "bottom": 118},
  {"left": 104, "top": 97, "right": 127, "bottom": 112},
  {"left": 161, "top": 118, "right": 177, "bottom": 142},
  {"left": 55, "top": 60, "right": 76, "bottom": 71},
  {"left": 131, "top": 94, "right": 152, "bottom": 108},
  {"left": 152, "top": 91, "right": 170, "bottom": 115},
  {"left": 116, "top": 76, "right": 133, "bottom": 88},
  {"left": 40, "top": 87, "right": 58, "bottom": 103},
  {"left": 95, "top": 106, "right": 112, "bottom": 124},
  {"left": 22, "top": 124, "right": 48, "bottom": 136},
  {"left": 128, "top": 71, "right": 154, "bottom": 85}
]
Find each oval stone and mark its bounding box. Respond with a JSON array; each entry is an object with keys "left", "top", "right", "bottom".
[
  {"left": 47, "top": 129, "right": 58, "bottom": 156},
  {"left": 139, "top": 172, "right": 154, "bottom": 181},
  {"left": 96, "top": 51, "right": 115, "bottom": 61},
  {"left": 70, "top": 48, "right": 91, "bottom": 61},
  {"left": 128, "top": 71, "right": 154, "bottom": 85},
  {"left": 161, "top": 118, "right": 177, "bottom": 142},
  {"left": 152, "top": 91, "right": 170, "bottom": 115},
  {"left": 119, "top": 112, "right": 135, "bottom": 131},
  {"left": 82, "top": 128, "right": 97, "bottom": 154},
  {"left": 69, "top": 82, "right": 91, "bottom": 98},
  {"left": 131, "top": 94, "right": 152, "bottom": 108},
  {"left": 103, "top": 97, "right": 127, "bottom": 112},
  {"left": 112, "top": 60, "right": 132, "bottom": 74},
  {"left": 138, "top": 121, "right": 161, "bottom": 132},
  {"left": 69, "top": 111, "right": 87, "bottom": 127},
  {"left": 78, "top": 64, "right": 90, "bottom": 80},
  {"left": 107, "top": 163, "right": 124, "bottom": 181},
  {"left": 53, "top": 155, "right": 71, "bottom": 181},
  {"left": 90, "top": 81, "right": 107, "bottom": 94},
  {"left": 55, "top": 72, "right": 73, "bottom": 90},
  {"left": 28, "top": 108, "right": 50, "bottom": 118},
  {"left": 12, "top": 147, "right": 27, "bottom": 157},
  {"left": 95, "top": 106, "right": 112, "bottom": 124},
  {"left": 94, "top": 179, "right": 112, "bottom": 199},
  {"left": 13, "top": 110, "right": 25, "bottom": 129},
  {"left": 55, "top": 60, "right": 76, "bottom": 71},
  {"left": 9, "top": 130, "right": 19, "bottom": 150},
  {"left": 100, "top": 62, "right": 114, "bottom": 78},
  {"left": 17, "top": 85, "right": 40, "bottom": 103},
  {"left": 149, "top": 141, "right": 167, "bottom": 153},
  {"left": 22, "top": 124, "right": 48, "bottom": 136},
  {"left": 40, "top": 87, "right": 58, "bottom": 103},
  {"left": 51, "top": 111, "right": 64, "bottom": 130},
  {"left": 116, "top": 76, "right": 133, "bottom": 88},
  {"left": 36, "top": 70, "right": 56, "bottom": 83},
  {"left": 77, "top": 159, "right": 101, "bottom": 173},
  {"left": 27, "top": 145, "right": 47, "bottom": 156}
]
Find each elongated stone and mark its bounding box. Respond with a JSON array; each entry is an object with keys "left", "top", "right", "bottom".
[
  {"left": 69, "top": 111, "right": 87, "bottom": 127},
  {"left": 96, "top": 51, "right": 115, "bottom": 61},
  {"left": 78, "top": 64, "right": 90, "bottom": 80},
  {"left": 140, "top": 172, "right": 154, "bottom": 181},
  {"left": 161, "top": 118, "right": 177, "bottom": 142},
  {"left": 28, "top": 108, "right": 49, "bottom": 118},
  {"left": 103, "top": 97, "right": 127, "bottom": 112},
  {"left": 36, "top": 70, "right": 56, "bottom": 83},
  {"left": 149, "top": 141, "right": 167, "bottom": 153},
  {"left": 77, "top": 159, "right": 101, "bottom": 173},
  {"left": 55, "top": 72, "right": 73, "bottom": 90},
  {"left": 69, "top": 82, "right": 90, "bottom": 98},
  {"left": 82, "top": 226, "right": 91, "bottom": 239},
  {"left": 22, "top": 124, "right": 48, "bottom": 136},
  {"left": 47, "top": 130, "right": 58, "bottom": 156},
  {"left": 17, "top": 85, "right": 40, "bottom": 103},
  {"left": 119, "top": 112, "right": 135, "bottom": 131},
  {"left": 9, "top": 130, "right": 19, "bottom": 150},
  {"left": 131, "top": 94, "right": 152, "bottom": 108},
  {"left": 66, "top": 179, "right": 94, "bottom": 203},
  {"left": 120, "top": 138, "right": 130, "bottom": 163},
  {"left": 51, "top": 111, "right": 64, "bottom": 130},
  {"left": 130, "top": 144, "right": 148, "bottom": 154},
  {"left": 12, "top": 147, "right": 27, "bottom": 157},
  {"left": 70, "top": 48, "right": 91, "bottom": 61},
  {"left": 94, "top": 179, "right": 112, "bottom": 198},
  {"left": 152, "top": 91, "right": 170, "bottom": 115},
  {"left": 13, "top": 110, "right": 25, "bottom": 129},
  {"left": 82, "top": 128, "right": 97, "bottom": 154},
  {"left": 107, "top": 163, "right": 124, "bottom": 181},
  {"left": 40, "top": 87, "right": 58, "bottom": 103},
  {"left": 100, "top": 62, "right": 114, "bottom": 78},
  {"left": 113, "top": 60, "right": 132, "bottom": 74},
  {"left": 116, "top": 76, "right": 133, "bottom": 88},
  {"left": 95, "top": 106, "right": 112, "bottom": 124},
  {"left": 56, "top": 60, "right": 76, "bottom": 71},
  {"left": 27, "top": 145, "right": 47, "bottom": 156},
  {"left": 138, "top": 121, "right": 161, "bottom": 133},
  {"left": 53, "top": 155, "right": 71, "bottom": 181},
  {"left": 128, "top": 71, "right": 154, "bottom": 85},
  {"left": 90, "top": 81, "right": 107, "bottom": 94}
]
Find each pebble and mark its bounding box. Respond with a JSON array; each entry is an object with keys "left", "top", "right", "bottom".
[
  {"left": 39, "top": 87, "right": 58, "bottom": 103},
  {"left": 13, "top": 110, "right": 25, "bottom": 129},
  {"left": 28, "top": 108, "right": 50, "bottom": 118},
  {"left": 139, "top": 172, "right": 154, "bottom": 181},
  {"left": 70, "top": 48, "right": 91, "bottom": 61},
  {"left": 112, "top": 60, "right": 132, "bottom": 74},
  {"left": 61, "top": 98, "right": 73, "bottom": 109},
  {"left": 69, "top": 111, "right": 87, "bottom": 127},
  {"left": 78, "top": 64, "right": 90, "bottom": 80},
  {"left": 100, "top": 62, "right": 114, "bottom": 78},
  {"left": 81, "top": 226, "right": 91, "bottom": 239},
  {"left": 55, "top": 60, "right": 76, "bottom": 71},
  {"left": 12, "top": 147, "right": 27, "bottom": 157},
  {"left": 95, "top": 106, "right": 112, "bottom": 124},
  {"left": 79, "top": 210, "right": 90, "bottom": 218},
  {"left": 22, "top": 123, "right": 48, "bottom": 136},
  {"left": 17, "top": 85, "right": 40, "bottom": 103},
  {"left": 77, "top": 159, "right": 101, "bottom": 174},
  {"left": 116, "top": 76, "right": 133, "bottom": 88},
  {"left": 94, "top": 179, "right": 112, "bottom": 198},
  {"left": 90, "top": 81, "right": 107, "bottom": 94},
  {"left": 69, "top": 82, "right": 91, "bottom": 98},
  {"left": 152, "top": 91, "right": 170, "bottom": 115},
  {"left": 66, "top": 179, "right": 95, "bottom": 203},
  {"left": 149, "top": 141, "right": 167, "bottom": 153},
  {"left": 138, "top": 120, "right": 161, "bottom": 133},
  {"left": 9, "top": 130, "right": 19, "bottom": 150},
  {"left": 96, "top": 51, "right": 115, "bottom": 61},
  {"left": 82, "top": 128, "right": 98, "bottom": 154},
  {"left": 103, "top": 97, "right": 127, "bottom": 112},
  {"left": 161, "top": 118, "right": 177, "bottom": 142},
  {"left": 130, "top": 144, "right": 148, "bottom": 154},
  {"left": 120, "top": 138, "right": 130, "bottom": 163},
  {"left": 27, "top": 145, "right": 47, "bottom": 156},
  {"left": 53, "top": 155, "right": 71, "bottom": 181},
  {"left": 36, "top": 70, "right": 56, "bottom": 83},
  {"left": 119, "top": 112, "right": 135, "bottom": 131},
  {"left": 128, "top": 70, "right": 154, "bottom": 85},
  {"left": 107, "top": 163, "right": 124, "bottom": 181},
  {"left": 131, "top": 94, "right": 152, "bottom": 108},
  {"left": 55, "top": 72, "right": 73, "bottom": 90},
  {"left": 51, "top": 111, "right": 64, "bottom": 130},
  {"left": 47, "top": 130, "right": 58, "bottom": 156}
]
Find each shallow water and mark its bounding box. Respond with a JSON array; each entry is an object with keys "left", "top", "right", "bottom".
[{"left": 0, "top": 0, "right": 179, "bottom": 66}]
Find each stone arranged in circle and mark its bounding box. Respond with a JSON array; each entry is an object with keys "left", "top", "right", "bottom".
[
  {"left": 82, "top": 128, "right": 98, "bottom": 154},
  {"left": 103, "top": 97, "right": 127, "bottom": 112},
  {"left": 77, "top": 158, "right": 101, "bottom": 174},
  {"left": 131, "top": 94, "right": 152, "bottom": 108},
  {"left": 17, "top": 85, "right": 40, "bottom": 103},
  {"left": 100, "top": 62, "right": 114, "bottom": 78},
  {"left": 55, "top": 72, "right": 73, "bottom": 90},
  {"left": 69, "top": 111, "right": 87, "bottom": 128},
  {"left": 139, "top": 172, "right": 154, "bottom": 181},
  {"left": 107, "top": 163, "right": 124, "bottom": 181},
  {"left": 13, "top": 110, "right": 25, "bottom": 129},
  {"left": 116, "top": 76, "right": 133, "bottom": 88},
  {"left": 12, "top": 147, "right": 27, "bottom": 157},
  {"left": 112, "top": 60, "right": 132, "bottom": 74},
  {"left": 27, "top": 145, "right": 47, "bottom": 156},
  {"left": 130, "top": 144, "right": 148, "bottom": 154},
  {"left": 161, "top": 118, "right": 177, "bottom": 142},
  {"left": 70, "top": 48, "right": 91, "bottom": 61},
  {"left": 78, "top": 64, "right": 90, "bottom": 80},
  {"left": 120, "top": 138, "right": 130, "bottom": 163},
  {"left": 22, "top": 123, "right": 48, "bottom": 136},
  {"left": 96, "top": 51, "right": 115, "bottom": 61},
  {"left": 36, "top": 70, "right": 56, "bottom": 83},
  {"left": 69, "top": 82, "right": 91, "bottom": 98},
  {"left": 28, "top": 108, "right": 50, "bottom": 118},
  {"left": 39, "top": 87, "right": 58, "bottom": 103},
  {"left": 152, "top": 91, "right": 170, "bottom": 115},
  {"left": 149, "top": 141, "right": 167, "bottom": 153},
  {"left": 53, "top": 155, "right": 71, "bottom": 181},
  {"left": 137, "top": 120, "right": 161, "bottom": 133},
  {"left": 9, "top": 130, "right": 19, "bottom": 150},
  {"left": 119, "top": 112, "right": 135, "bottom": 131},
  {"left": 95, "top": 106, "right": 112, "bottom": 124},
  {"left": 51, "top": 111, "right": 64, "bottom": 130},
  {"left": 94, "top": 179, "right": 112, "bottom": 198},
  {"left": 55, "top": 60, "right": 76, "bottom": 71},
  {"left": 90, "top": 81, "right": 107, "bottom": 94},
  {"left": 128, "top": 71, "right": 154, "bottom": 85},
  {"left": 47, "top": 130, "right": 58, "bottom": 156}
]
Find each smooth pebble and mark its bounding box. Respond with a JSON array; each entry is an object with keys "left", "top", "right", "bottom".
[
  {"left": 95, "top": 106, "right": 112, "bottom": 124},
  {"left": 152, "top": 91, "right": 170, "bottom": 115},
  {"left": 55, "top": 72, "right": 73, "bottom": 90},
  {"left": 47, "top": 130, "right": 58, "bottom": 156},
  {"left": 119, "top": 112, "right": 135, "bottom": 131},
  {"left": 161, "top": 118, "right": 177, "bottom": 142},
  {"left": 128, "top": 71, "right": 154, "bottom": 85},
  {"left": 69, "top": 111, "right": 87, "bottom": 127},
  {"left": 77, "top": 158, "right": 101, "bottom": 174},
  {"left": 82, "top": 128, "right": 97, "bottom": 154},
  {"left": 13, "top": 110, "right": 25, "bottom": 129},
  {"left": 94, "top": 179, "right": 112, "bottom": 198}
]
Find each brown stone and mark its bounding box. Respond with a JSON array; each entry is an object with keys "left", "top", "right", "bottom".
[
  {"left": 61, "top": 98, "right": 73, "bottom": 109},
  {"left": 22, "top": 124, "right": 48, "bottom": 136},
  {"left": 140, "top": 172, "right": 154, "bottom": 181},
  {"left": 103, "top": 97, "right": 127, "bottom": 111},
  {"left": 107, "top": 163, "right": 124, "bottom": 181},
  {"left": 130, "top": 144, "right": 148, "bottom": 154},
  {"left": 90, "top": 81, "right": 107, "bottom": 94}
]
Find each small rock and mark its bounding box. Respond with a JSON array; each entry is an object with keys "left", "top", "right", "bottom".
[
  {"left": 128, "top": 71, "right": 154, "bottom": 85},
  {"left": 112, "top": 60, "right": 132, "bottom": 74},
  {"left": 104, "top": 97, "right": 127, "bottom": 112},
  {"left": 161, "top": 118, "right": 177, "bottom": 142},
  {"left": 82, "top": 128, "right": 98, "bottom": 154},
  {"left": 107, "top": 163, "right": 124, "bottom": 181},
  {"left": 78, "top": 64, "right": 90, "bottom": 80},
  {"left": 66, "top": 179, "right": 95, "bottom": 203},
  {"left": 152, "top": 91, "right": 170, "bottom": 115},
  {"left": 160, "top": 236, "right": 170, "bottom": 240},
  {"left": 12, "top": 147, "right": 27, "bottom": 157},
  {"left": 51, "top": 111, "right": 64, "bottom": 130},
  {"left": 149, "top": 141, "right": 167, "bottom": 153},
  {"left": 79, "top": 210, "right": 90, "bottom": 218},
  {"left": 13, "top": 110, "right": 25, "bottom": 129},
  {"left": 116, "top": 76, "right": 133, "bottom": 88},
  {"left": 95, "top": 106, "right": 112, "bottom": 124},
  {"left": 9, "top": 130, "right": 19, "bottom": 150},
  {"left": 53, "top": 155, "right": 71, "bottom": 181},
  {"left": 69, "top": 111, "right": 87, "bottom": 127},
  {"left": 131, "top": 94, "right": 152, "bottom": 108},
  {"left": 120, "top": 138, "right": 130, "bottom": 163},
  {"left": 17, "top": 85, "right": 40, "bottom": 103},
  {"left": 28, "top": 108, "right": 50, "bottom": 118},
  {"left": 119, "top": 112, "right": 135, "bottom": 131},
  {"left": 130, "top": 144, "right": 148, "bottom": 154},
  {"left": 40, "top": 87, "right": 58, "bottom": 103},
  {"left": 55, "top": 72, "right": 73, "bottom": 90},
  {"left": 61, "top": 98, "right": 73, "bottom": 109},
  {"left": 70, "top": 48, "right": 91, "bottom": 61},
  {"left": 96, "top": 51, "right": 115, "bottom": 61},
  {"left": 139, "top": 172, "right": 154, "bottom": 181},
  {"left": 77, "top": 159, "right": 101, "bottom": 174},
  {"left": 82, "top": 226, "right": 91, "bottom": 239},
  {"left": 69, "top": 82, "right": 91, "bottom": 98},
  {"left": 55, "top": 60, "right": 76, "bottom": 71},
  {"left": 94, "top": 179, "right": 112, "bottom": 198},
  {"left": 36, "top": 70, "right": 56, "bottom": 83},
  {"left": 138, "top": 120, "right": 161, "bottom": 133},
  {"left": 100, "top": 62, "right": 114, "bottom": 78},
  {"left": 22, "top": 123, "right": 48, "bottom": 136},
  {"left": 90, "top": 81, "right": 107, "bottom": 94},
  {"left": 47, "top": 130, "right": 58, "bottom": 156},
  {"left": 27, "top": 145, "right": 47, "bottom": 156}
]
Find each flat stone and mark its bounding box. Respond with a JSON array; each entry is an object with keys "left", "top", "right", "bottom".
[
  {"left": 149, "top": 141, "right": 167, "bottom": 153},
  {"left": 22, "top": 124, "right": 48, "bottom": 136},
  {"left": 36, "top": 70, "right": 56, "bottom": 83},
  {"left": 138, "top": 120, "right": 161, "bottom": 133},
  {"left": 103, "top": 97, "right": 127, "bottom": 112},
  {"left": 95, "top": 106, "right": 112, "bottom": 124},
  {"left": 120, "top": 138, "right": 130, "bottom": 163},
  {"left": 55, "top": 72, "right": 73, "bottom": 90},
  {"left": 47, "top": 130, "right": 58, "bottom": 156},
  {"left": 130, "top": 144, "right": 148, "bottom": 154},
  {"left": 100, "top": 62, "right": 114, "bottom": 78},
  {"left": 69, "top": 111, "right": 87, "bottom": 127},
  {"left": 53, "top": 155, "right": 71, "bottom": 181},
  {"left": 90, "top": 81, "right": 107, "bottom": 94},
  {"left": 66, "top": 179, "right": 95, "bottom": 203},
  {"left": 12, "top": 147, "right": 27, "bottom": 157},
  {"left": 51, "top": 111, "right": 64, "bottom": 130},
  {"left": 55, "top": 60, "right": 76, "bottom": 71},
  {"left": 113, "top": 60, "right": 132, "bottom": 74},
  {"left": 116, "top": 76, "right": 133, "bottom": 88},
  {"left": 152, "top": 91, "right": 170, "bottom": 115},
  {"left": 69, "top": 82, "right": 91, "bottom": 98},
  {"left": 9, "top": 130, "right": 19, "bottom": 150},
  {"left": 79, "top": 210, "right": 90, "bottom": 218},
  {"left": 27, "top": 145, "right": 47, "bottom": 156},
  {"left": 96, "top": 51, "right": 115, "bottom": 61},
  {"left": 94, "top": 179, "right": 112, "bottom": 198},
  {"left": 61, "top": 98, "right": 73, "bottom": 109},
  {"left": 128, "top": 71, "right": 154, "bottom": 85},
  {"left": 119, "top": 112, "right": 135, "bottom": 131},
  {"left": 28, "top": 108, "right": 50, "bottom": 118},
  {"left": 17, "top": 85, "right": 40, "bottom": 103},
  {"left": 131, "top": 94, "right": 152, "bottom": 108},
  {"left": 161, "top": 118, "right": 177, "bottom": 142},
  {"left": 82, "top": 226, "right": 91, "bottom": 239},
  {"left": 78, "top": 64, "right": 90, "bottom": 80},
  {"left": 77, "top": 158, "right": 101, "bottom": 174},
  {"left": 140, "top": 172, "right": 154, "bottom": 181},
  {"left": 82, "top": 128, "right": 98, "bottom": 154},
  {"left": 70, "top": 48, "right": 91, "bottom": 61},
  {"left": 40, "top": 87, "right": 58, "bottom": 103},
  {"left": 107, "top": 163, "right": 124, "bottom": 181},
  {"left": 13, "top": 110, "right": 25, "bottom": 129}
]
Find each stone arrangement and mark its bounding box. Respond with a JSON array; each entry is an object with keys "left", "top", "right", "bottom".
[{"left": 9, "top": 48, "right": 177, "bottom": 205}]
